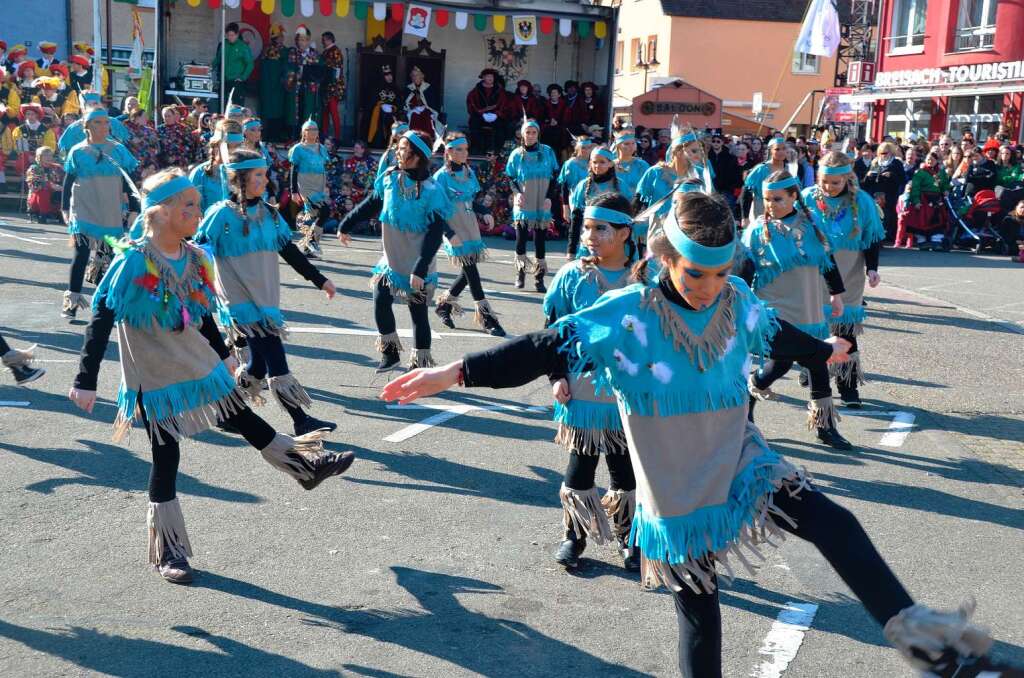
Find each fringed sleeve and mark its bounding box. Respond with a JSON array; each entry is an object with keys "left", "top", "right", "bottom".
[
  {"left": 856, "top": 187, "right": 887, "bottom": 249},
  {"left": 542, "top": 262, "right": 576, "bottom": 325}
]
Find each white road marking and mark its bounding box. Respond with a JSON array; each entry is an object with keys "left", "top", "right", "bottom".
[
  {"left": 383, "top": 403, "right": 547, "bottom": 442},
  {"left": 0, "top": 232, "right": 49, "bottom": 246},
  {"left": 751, "top": 602, "right": 819, "bottom": 678},
  {"left": 35, "top": 359, "right": 77, "bottom": 363},
  {"left": 918, "top": 280, "right": 973, "bottom": 292},
  {"left": 0, "top": 401, "right": 31, "bottom": 407},
  {"left": 879, "top": 411, "right": 916, "bottom": 447}
]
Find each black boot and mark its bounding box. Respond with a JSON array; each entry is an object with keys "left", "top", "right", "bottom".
[
  {"left": 376, "top": 348, "right": 401, "bottom": 373},
  {"left": 10, "top": 364, "right": 45, "bottom": 386},
  {"left": 926, "top": 650, "right": 1024, "bottom": 678},
  {"left": 617, "top": 536, "right": 640, "bottom": 571},
  {"left": 554, "top": 530, "right": 587, "bottom": 569},
  {"left": 837, "top": 362, "right": 862, "bottom": 408},
  {"left": 298, "top": 450, "right": 355, "bottom": 491},
  {"left": 435, "top": 302, "right": 456, "bottom": 329},
  {"left": 816, "top": 426, "right": 853, "bottom": 451},
  {"left": 478, "top": 308, "right": 506, "bottom": 337},
  {"left": 295, "top": 415, "right": 337, "bottom": 436},
  {"left": 747, "top": 394, "right": 757, "bottom": 423},
  {"left": 514, "top": 267, "right": 525, "bottom": 289},
  {"left": 157, "top": 553, "right": 195, "bottom": 585},
  {"left": 533, "top": 266, "right": 547, "bottom": 293}
]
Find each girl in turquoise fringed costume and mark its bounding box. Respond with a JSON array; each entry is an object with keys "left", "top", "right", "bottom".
[
  {"left": 543, "top": 193, "right": 643, "bottom": 571},
  {"left": 738, "top": 170, "right": 853, "bottom": 451},
  {"left": 339, "top": 130, "right": 453, "bottom": 372},
  {"left": 741, "top": 136, "right": 789, "bottom": 225},
  {"left": 196, "top": 149, "right": 339, "bottom": 438},
  {"left": 288, "top": 117, "right": 331, "bottom": 260},
  {"left": 241, "top": 117, "right": 278, "bottom": 203},
  {"left": 634, "top": 127, "right": 709, "bottom": 247},
  {"left": 432, "top": 132, "right": 506, "bottom": 337},
  {"left": 505, "top": 118, "right": 560, "bottom": 292},
  {"left": 69, "top": 169, "right": 353, "bottom": 587},
  {"left": 567, "top": 147, "right": 632, "bottom": 259},
  {"left": 374, "top": 120, "right": 409, "bottom": 185},
  {"left": 802, "top": 151, "right": 885, "bottom": 408},
  {"left": 612, "top": 128, "right": 650, "bottom": 200},
  {"left": 61, "top": 107, "right": 140, "bottom": 321},
  {"left": 188, "top": 118, "right": 243, "bottom": 214},
  {"left": 382, "top": 191, "right": 1017, "bottom": 678},
  {"left": 557, "top": 135, "right": 594, "bottom": 228}
]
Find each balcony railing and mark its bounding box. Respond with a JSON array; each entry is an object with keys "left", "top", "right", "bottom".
[{"left": 955, "top": 25, "right": 996, "bottom": 51}]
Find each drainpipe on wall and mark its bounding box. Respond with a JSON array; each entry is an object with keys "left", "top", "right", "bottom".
[{"left": 604, "top": 7, "right": 619, "bottom": 134}]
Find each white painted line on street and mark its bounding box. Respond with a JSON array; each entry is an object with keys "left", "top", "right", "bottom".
[
  {"left": 383, "top": 403, "right": 547, "bottom": 442},
  {"left": 36, "top": 359, "right": 77, "bottom": 363},
  {"left": 0, "top": 232, "right": 49, "bottom": 246},
  {"left": 879, "top": 411, "right": 916, "bottom": 447},
  {"left": 384, "top": 404, "right": 478, "bottom": 442},
  {"left": 751, "top": 602, "right": 819, "bottom": 678},
  {"left": 918, "top": 280, "right": 973, "bottom": 291},
  {"left": 0, "top": 401, "right": 31, "bottom": 407}
]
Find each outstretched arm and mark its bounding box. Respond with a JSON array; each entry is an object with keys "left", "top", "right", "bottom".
[{"left": 70, "top": 299, "right": 116, "bottom": 412}]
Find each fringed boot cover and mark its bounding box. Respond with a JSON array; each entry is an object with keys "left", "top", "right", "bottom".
[
  {"left": 806, "top": 396, "right": 841, "bottom": 430},
  {"left": 147, "top": 498, "right": 193, "bottom": 565},
  {"left": 409, "top": 349, "right": 435, "bottom": 369},
  {"left": 268, "top": 373, "right": 313, "bottom": 410},
  {"left": 884, "top": 599, "right": 993, "bottom": 671},
  {"left": 830, "top": 351, "right": 866, "bottom": 386},
  {"left": 235, "top": 367, "right": 268, "bottom": 407},
  {"left": 436, "top": 291, "right": 465, "bottom": 316},
  {"left": 375, "top": 332, "right": 403, "bottom": 355},
  {"left": 560, "top": 483, "right": 613, "bottom": 545},
  {"left": 61, "top": 290, "right": 89, "bottom": 315},
  {"left": 747, "top": 373, "right": 777, "bottom": 401},
  {"left": 259, "top": 431, "right": 327, "bottom": 482},
  {"left": 2, "top": 344, "right": 37, "bottom": 369},
  {"left": 602, "top": 488, "right": 636, "bottom": 541}
]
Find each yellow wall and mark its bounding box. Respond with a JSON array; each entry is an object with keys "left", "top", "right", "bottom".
[{"left": 615, "top": 9, "right": 837, "bottom": 131}]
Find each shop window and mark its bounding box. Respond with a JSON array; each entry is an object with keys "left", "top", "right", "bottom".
[
  {"left": 646, "top": 35, "right": 658, "bottom": 66},
  {"left": 889, "top": 0, "right": 928, "bottom": 50},
  {"left": 629, "top": 38, "right": 640, "bottom": 73},
  {"left": 954, "top": 0, "right": 997, "bottom": 51},
  {"left": 947, "top": 95, "right": 1003, "bottom": 140},
  {"left": 792, "top": 52, "right": 819, "bottom": 74},
  {"left": 884, "top": 98, "right": 932, "bottom": 139},
  {"left": 616, "top": 41, "right": 624, "bottom": 74}
]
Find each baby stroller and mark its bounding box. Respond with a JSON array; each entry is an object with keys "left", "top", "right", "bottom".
[{"left": 946, "top": 183, "right": 1009, "bottom": 254}]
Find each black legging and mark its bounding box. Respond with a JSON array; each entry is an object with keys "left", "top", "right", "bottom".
[
  {"left": 566, "top": 211, "right": 582, "bottom": 258},
  {"left": 753, "top": 356, "right": 831, "bottom": 400},
  {"left": 69, "top": 237, "right": 90, "bottom": 293},
  {"left": 245, "top": 333, "right": 308, "bottom": 424},
  {"left": 373, "top": 277, "right": 431, "bottom": 350},
  {"left": 447, "top": 263, "right": 486, "bottom": 301},
  {"left": 673, "top": 487, "right": 914, "bottom": 677},
  {"left": 143, "top": 404, "right": 276, "bottom": 503},
  {"left": 515, "top": 224, "right": 547, "bottom": 260},
  {"left": 564, "top": 451, "right": 636, "bottom": 492}
]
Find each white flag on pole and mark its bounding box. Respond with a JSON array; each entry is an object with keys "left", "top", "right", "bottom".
[{"left": 795, "top": 0, "right": 841, "bottom": 57}]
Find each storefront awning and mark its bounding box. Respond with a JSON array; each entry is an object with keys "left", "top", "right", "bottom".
[{"left": 842, "top": 82, "right": 1024, "bottom": 104}]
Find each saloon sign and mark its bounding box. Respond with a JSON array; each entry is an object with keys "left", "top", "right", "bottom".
[
  {"left": 639, "top": 100, "right": 717, "bottom": 116},
  {"left": 631, "top": 80, "right": 722, "bottom": 129},
  {"left": 875, "top": 59, "right": 1024, "bottom": 90}
]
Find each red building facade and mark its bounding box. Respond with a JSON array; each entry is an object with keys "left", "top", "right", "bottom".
[{"left": 850, "top": 0, "right": 1024, "bottom": 142}]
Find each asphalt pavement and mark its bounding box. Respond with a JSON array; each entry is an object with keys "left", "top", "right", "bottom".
[{"left": 0, "top": 213, "right": 1021, "bottom": 677}]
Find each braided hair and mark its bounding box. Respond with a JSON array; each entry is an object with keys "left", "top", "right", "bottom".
[
  {"left": 762, "top": 170, "right": 829, "bottom": 250},
  {"left": 580, "top": 192, "right": 637, "bottom": 268},
  {"left": 224, "top": 148, "right": 273, "bottom": 236}
]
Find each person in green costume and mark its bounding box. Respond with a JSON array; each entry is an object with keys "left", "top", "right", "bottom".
[{"left": 258, "top": 24, "right": 288, "bottom": 142}]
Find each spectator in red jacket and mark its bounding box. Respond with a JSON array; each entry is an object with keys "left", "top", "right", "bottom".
[
  {"left": 467, "top": 68, "right": 509, "bottom": 155},
  {"left": 510, "top": 79, "right": 545, "bottom": 122},
  {"left": 540, "top": 84, "right": 570, "bottom": 157},
  {"left": 572, "top": 81, "right": 605, "bottom": 134}
]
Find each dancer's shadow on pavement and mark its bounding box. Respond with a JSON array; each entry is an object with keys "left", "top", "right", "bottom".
[
  {"left": 340, "top": 443, "right": 561, "bottom": 509},
  {"left": 0, "top": 618, "right": 339, "bottom": 678},
  {"left": 196, "top": 566, "right": 653, "bottom": 677},
  {"left": 0, "top": 438, "right": 260, "bottom": 504}
]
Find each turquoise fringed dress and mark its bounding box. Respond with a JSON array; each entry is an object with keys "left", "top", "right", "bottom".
[
  {"left": 505, "top": 143, "right": 559, "bottom": 231},
  {"left": 615, "top": 156, "right": 650, "bottom": 200},
  {"left": 433, "top": 163, "right": 487, "bottom": 267},
  {"left": 91, "top": 241, "right": 243, "bottom": 443},
  {"left": 65, "top": 140, "right": 139, "bottom": 245},
  {"left": 550, "top": 276, "right": 810, "bottom": 591}
]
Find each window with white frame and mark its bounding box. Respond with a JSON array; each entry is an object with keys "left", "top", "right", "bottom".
[
  {"left": 947, "top": 94, "right": 1003, "bottom": 141},
  {"left": 792, "top": 52, "right": 819, "bottom": 74},
  {"left": 884, "top": 98, "right": 932, "bottom": 139},
  {"left": 955, "top": 0, "right": 997, "bottom": 51},
  {"left": 890, "top": 0, "right": 928, "bottom": 50}
]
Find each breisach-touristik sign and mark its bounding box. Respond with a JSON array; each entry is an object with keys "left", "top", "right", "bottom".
[{"left": 875, "top": 59, "right": 1024, "bottom": 90}]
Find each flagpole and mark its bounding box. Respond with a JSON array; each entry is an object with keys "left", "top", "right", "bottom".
[
  {"left": 153, "top": 0, "right": 161, "bottom": 111},
  {"left": 220, "top": 7, "right": 226, "bottom": 113},
  {"left": 93, "top": 0, "right": 103, "bottom": 100}
]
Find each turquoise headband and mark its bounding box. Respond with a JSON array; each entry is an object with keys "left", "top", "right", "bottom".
[
  {"left": 822, "top": 164, "right": 852, "bottom": 176},
  {"left": 226, "top": 104, "right": 245, "bottom": 115},
  {"left": 243, "top": 119, "right": 262, "bottom": 131},
  {"left": 446, "top": 137, "right": 468, "bottom": 149},
  {"left": 302, "top": 118, "right": 318, "bottom": 130},
  {"left": 142, "top": 175, "right": 193, "bottom": 210},
  {"left": 393, "top": 122, "right": 409, "bottom": 133},
  {"left": 594, "top": 148, "right": 615, "bottom": 162},
  {"left": 225, "top": 132, "right": 244, "bottom": 143},
  {"left": 225, "top": 157, "right": 268, "bottom": 171},
  {"left": 576, "top": 138, "right": 595, "bottom": 147},
  {"left": 662, "top": 203, "right": 736, "bottom": 267},
  {"left": 767, "top": 138, "right": 786, "bottom": 148},
  {"left": 82, "top": 92, "right": 101, "bottom": 104},
  {"left": 522, "top": 120, "right": 540, "bottom": 131},
  {"left": 615, "top": 133, "right": 636, "bottom": 145},
  {"left": 763, "top": 176, "right": 800, "bottom": 191},
  {"left": 583, "top": 205, "right": 633, "bottom": 225},
  {"left": 403, "top": 130, "right": 432, "bottom": 158},
  {"left": 671, "top": 131, "right": 699, "bottom": 148},
  {"left": 84, "top": 108, "right": 108, "bottom": 122}
]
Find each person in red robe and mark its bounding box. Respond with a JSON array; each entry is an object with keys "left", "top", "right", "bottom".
[
  {"left": 573, "top": 81, "right": 606, "bottom": 134},
  {"left": 509, "top": 79, "right": 544, "bottom": 121},
  {"left": 466, "top": 68, "right": 508, "bottom": 155},
  {"left": 540, "top": 84, "right": 570, "bottom": 157},
  {"left": 404, "top": 65, "right": 439, "bottom": 143}
]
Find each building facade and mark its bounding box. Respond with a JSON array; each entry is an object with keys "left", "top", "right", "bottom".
[
  {"left": 850, "top": 0, "right": 1024, "bottom": 142},
  {"left": 611, "top": 0, "right": 837, "bottom": 135}
]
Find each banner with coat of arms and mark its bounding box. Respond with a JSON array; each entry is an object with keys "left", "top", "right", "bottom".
[{"left": 513, "top": 16, "right": 538, "bottom": 45}]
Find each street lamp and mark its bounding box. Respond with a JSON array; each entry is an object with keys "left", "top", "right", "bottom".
[{"left": 636, "top": 42, "right": 660, "bottom": 93}]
